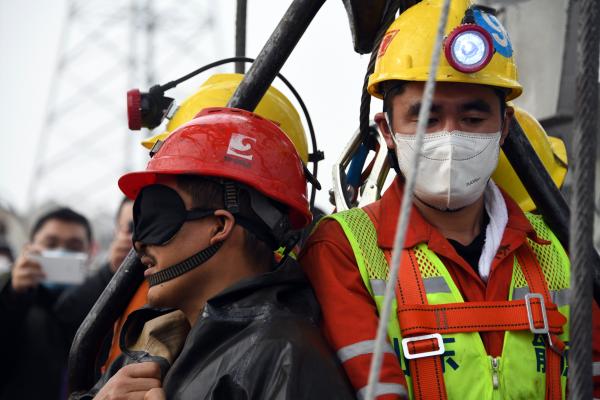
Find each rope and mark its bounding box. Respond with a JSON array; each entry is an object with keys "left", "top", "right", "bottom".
[
  {"left": 568, "top": 0, "right": 599, "bottom": 397},
  {"left": 364, "top": 1, "right": 452, "bottom": 399}
]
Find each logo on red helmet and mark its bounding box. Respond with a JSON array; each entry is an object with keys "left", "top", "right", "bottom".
[
  {"left": 224, "top": 133, "right": 257, "bottom": 168},
  {"left": 226, "top": 133, "right": 256, "bottom": 161}
]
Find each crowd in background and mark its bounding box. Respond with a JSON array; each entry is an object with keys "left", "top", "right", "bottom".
[{"left": 0, "top": 199, "right": 133, "bottom": 400}]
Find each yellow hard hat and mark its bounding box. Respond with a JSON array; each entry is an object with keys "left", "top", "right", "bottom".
[
  {"left": 141, "top": 73, "right": 309, "bottom": 163},
  {"left": 368, "top": 0, "right": 522, "bottom": 100},
  {"left": 492, "top": 107, "right": 568, "bottom": 212}
]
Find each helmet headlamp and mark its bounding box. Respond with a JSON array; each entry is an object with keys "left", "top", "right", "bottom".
[{"left": 444, "top": 25, "right": 494, "bottom": 74}]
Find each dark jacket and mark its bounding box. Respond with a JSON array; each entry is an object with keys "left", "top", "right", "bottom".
[
  {"left": 76, "top": 259, "right": 354, "bottom": 400},
  {"left": 0, "top": 264, "right": 113, "bottom": 400}
]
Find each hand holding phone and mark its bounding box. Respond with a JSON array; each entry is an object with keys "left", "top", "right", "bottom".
[{"left": 11, "top": 245, "right": 46, "bottom": 293}]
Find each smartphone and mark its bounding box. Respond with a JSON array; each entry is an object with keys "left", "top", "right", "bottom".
[{"left": 30, "top": 251, "right": 87, "bottom": 284}]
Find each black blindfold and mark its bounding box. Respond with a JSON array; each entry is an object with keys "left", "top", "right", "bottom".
[{"left": 132, "top": 184, "right": 215, "bottom": 246}]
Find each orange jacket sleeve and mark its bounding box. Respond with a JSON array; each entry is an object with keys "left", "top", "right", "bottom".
[{"left": 299, "top": 219, "right": 408, "bottom": 400}]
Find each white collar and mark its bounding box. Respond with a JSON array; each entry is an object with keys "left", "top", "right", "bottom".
[{"left": 477, "top": 180, "right": 509, "bottom": 282}]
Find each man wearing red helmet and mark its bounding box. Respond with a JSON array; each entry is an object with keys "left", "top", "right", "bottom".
[{"left": 75, "top": 108, "right": 352, "bottom": 400}]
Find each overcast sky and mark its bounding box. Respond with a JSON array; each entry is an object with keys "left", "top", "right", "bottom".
[{"left": 0, "top": 0, "right": 378, "bottom": 219}]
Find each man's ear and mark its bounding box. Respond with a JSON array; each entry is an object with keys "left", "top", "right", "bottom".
[
  {"left": 374, "top": 112, "right": 395, "bottom": 149},
  {"left": 500, "top": 105, "right": 515, "bottom": 146},
  {"left": 210, "top": 210, "right": 236, "bottom": 245}
]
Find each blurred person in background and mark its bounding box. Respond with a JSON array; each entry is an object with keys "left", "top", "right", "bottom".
[
  {"left": 56, "top": 198, "right": 134, "bottom": 337},
  {"left": 60, "top": 197, "right": 136, "bottom": 377},
  {"left": 0, "top": 207, "right": 95, "bottom": 400},
  {"left": 108, "top": 198, "right": 134, "bottom": 271},
  {"left": 0, "top": 202, "right": 132, "bottom": 400}
]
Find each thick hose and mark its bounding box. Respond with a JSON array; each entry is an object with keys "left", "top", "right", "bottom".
[
  {"left": 227, "top": 0, "right": 326, "bottom": 112},
  {"left": 359, "top": 0, "right": 401, "bottom": 141},
  {"left": 568, "top": 0, "right": 598, "bottom": 397},
  {"left": 364, "top": 1, "right": 452, "bottom": 399},
  {"left": 68, "top": 249, "right": 145, "bottom": 393}
]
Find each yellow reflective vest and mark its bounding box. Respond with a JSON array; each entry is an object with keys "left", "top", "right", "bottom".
[{"left": 326, "top": 208, "right": 569, "bottom": 399}]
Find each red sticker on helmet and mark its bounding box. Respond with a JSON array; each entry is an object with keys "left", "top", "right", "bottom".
[{"left": 378, "top": 30, "right": 398, "bottom": 58}]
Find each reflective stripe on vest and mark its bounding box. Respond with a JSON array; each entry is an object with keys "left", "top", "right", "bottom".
[{"left": 326, "top": 209, "right": 570, "bottom": 400}]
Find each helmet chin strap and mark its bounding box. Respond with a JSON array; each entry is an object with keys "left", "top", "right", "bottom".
[{"left": 147, "top": 242, "right": 223, "bottom": 287}]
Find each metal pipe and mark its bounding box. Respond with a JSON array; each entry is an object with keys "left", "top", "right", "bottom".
[
  {"left": 235, "top": 0, "right": 247, "bottom": 74},
  {"left": 568, "top": 0, "right": 598, "bottom": 396},
  {"left": 502, "top": 119, "right": 571, "bottom": 246},
  {"left": 68, "top": 249, "right": 145, "bottom": 393},
  {"left": 227, "top": 0, "right": 326, "bottom": 111}
]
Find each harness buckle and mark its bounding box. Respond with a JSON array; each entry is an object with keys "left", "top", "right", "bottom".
[
  {"left": 524, "top": 293, "right": 549, "bottom": 334},
  {"left": 401, "top": 333, "right": 445, "bottom": 360}
]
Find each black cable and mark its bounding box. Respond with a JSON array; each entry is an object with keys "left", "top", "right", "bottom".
[
  {"left": 157, "top": 56, "right": 321, "bottom": 210},
  {"left": 274, "top": 71, "right": 321, "bottom": 210}
]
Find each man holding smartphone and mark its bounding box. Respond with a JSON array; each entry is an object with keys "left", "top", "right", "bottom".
[
  {"left": 0, "top": 207, "right": 99, "bottom": 400},
  {"left": 9, "top": 208, "right": 92, "bottom": 292}
]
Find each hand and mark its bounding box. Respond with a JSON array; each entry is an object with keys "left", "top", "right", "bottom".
[
  {"left": 11, "top": 244, "right": 45, "bottom": 293},
  {"left": 94, "top": 362, "right": 162, "bottom": 400},
  {"left": 109, "top": 229, "right": 133, "bottom": 273},
  {"left": 144, "top": 388, "right": 166, "bottom": 400}
]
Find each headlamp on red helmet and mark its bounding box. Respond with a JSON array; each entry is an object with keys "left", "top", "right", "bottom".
[{"left": 444, "top": 24, "right": 494, "bottom": 74}]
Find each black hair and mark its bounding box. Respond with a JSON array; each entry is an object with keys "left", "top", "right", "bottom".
[
  {"left": 175, "top": 175, "right": 275, "bottom": 271},
  {"left": 382, "top": 81, "right": 408, "bottom": 116},
  {"left": 30, "top": 207, "right": 93, "bottom": 243}
]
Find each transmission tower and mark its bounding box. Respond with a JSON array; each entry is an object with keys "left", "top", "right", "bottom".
[{"left": 28, "top": 0, "right": 223, "bottom": 216}]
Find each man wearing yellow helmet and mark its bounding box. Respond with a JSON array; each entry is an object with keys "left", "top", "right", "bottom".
[{"left": 300, "top": 1, "right": 600, "bottom": 399}]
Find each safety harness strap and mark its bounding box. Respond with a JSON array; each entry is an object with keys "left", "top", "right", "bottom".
[
  {"left": 395, "top": 250, "right": 448, "bottom": 400},
  {"left": 396, "top": 244, "right": 565, "bottom": 400},
  {"left": 396, "top": 299, "right": 566, "bottom": 336},
  {"left": 516, "top": 245, "right": 564, "bottom": 400}
]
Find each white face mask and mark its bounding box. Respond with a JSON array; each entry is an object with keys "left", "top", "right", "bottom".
[{"left": 393, "top": 130, "right": 502, "bottom": 211}]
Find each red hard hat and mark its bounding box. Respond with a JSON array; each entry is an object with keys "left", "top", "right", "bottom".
[{"left": 119, "top": 107, "right": 311, "bottom": 230}]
